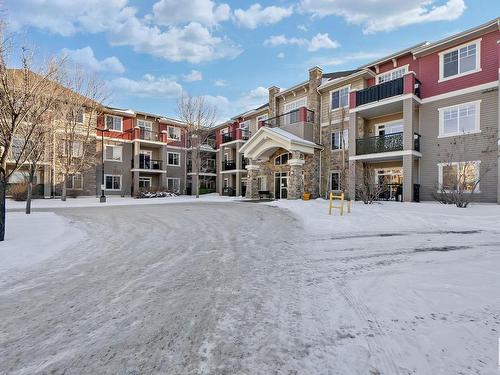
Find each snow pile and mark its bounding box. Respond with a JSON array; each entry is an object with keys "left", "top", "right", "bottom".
[
  {"left": 266, "top": 199, "right": 500, "bottom": 235},
  {"left": 0, "top": 212, "right": 85, "bottom": 271},
  {"left": 6, "top": 193, "right": 242, "bottom": 210}
]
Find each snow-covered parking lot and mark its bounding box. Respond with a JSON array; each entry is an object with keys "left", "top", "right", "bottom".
[{"left": 1, "top": 198, "right": 500, "bottom": 374}]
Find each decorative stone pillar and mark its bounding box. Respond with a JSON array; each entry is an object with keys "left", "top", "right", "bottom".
[
  {"left": 288, "top": 151, "right": 305, "bottom": 200},
  {"left": 245, "top": 161, "right": 260, "bottom": 200}
]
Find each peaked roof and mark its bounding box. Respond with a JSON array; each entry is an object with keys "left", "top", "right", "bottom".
[{"left": 322, "top": 69, "right": 360, "bottom": 81}]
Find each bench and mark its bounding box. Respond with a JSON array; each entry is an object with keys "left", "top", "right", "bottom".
[{"left": 258, "top": 190, "right": 271, "bottom": 199}]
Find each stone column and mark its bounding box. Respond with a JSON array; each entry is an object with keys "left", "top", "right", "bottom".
[
  {"left": 43, "top": 164, "right": 51, "bottom": 198},
  {"left": 402, "top": 97, "right": 416, "bottom": 202},
  {"left": 348, "top": 112, "right": 359, "bottom": 200},
  {"left": 268, "top": 86, "right": 280, "bottom": 118},
  {"left": 245, "top": 162, "right": 260, "bottom": 200},
  {"left": 288, "top": 151, "right": 305, "bottom": 200}
]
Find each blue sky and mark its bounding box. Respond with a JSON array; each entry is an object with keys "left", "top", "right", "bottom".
[{"left": 5, "top": 0, "right": 499, "bottom": 121}]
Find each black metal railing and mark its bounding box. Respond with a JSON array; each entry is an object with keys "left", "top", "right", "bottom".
[
  {"left": 222, "top": 160, "right": 236, "bottom": 171},
  {"left": 187, "top": 161, "right": 216, "bottom": 173},
  {"left": 139, "top": 128, "right": 161, "bottom": 141},
  {"left": 242, "top": 157, "right": 248, "bottom": 170},
  {"left": 378, "top": 184, "right": 403, "bottom": 201},
  {"left": 356, "top": 77, "right": 404, "bottom": 106},
  {"left": 139, "top": 158, "right": 162, "bottom": 170},
  {"left": 356, "top": 132, "right": 404, "bottom": 155},
  {"left": 413, "top": 133, "right": 421, "bottom": 152},
  {"left": 263, "top": 107, "right": 314, "bottom": 128}
]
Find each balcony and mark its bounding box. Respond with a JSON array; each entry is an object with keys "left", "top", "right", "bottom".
[
  {"left": 139, "top": 158, "right": 163, "bottom": 170},
  {"left": 222, "top": 160, "right": 236, "bottom": 171},
  {"left": 221, "top": 129, "right": 250, "bottom": 144},
  {"left": 353, "top": 74, "right": 421, "bottom": 108},
  {"left": 138, "top": 128, "right": 162, "bottom": 142},
  {"left": 187, "top": 161, "right": 216, "bottom": 174},
  {"left": 356, "top": 132, "right": 421, "bottom": 155},
  {"left": 263, "top": 107, "right": 314, "bottom": 128}
]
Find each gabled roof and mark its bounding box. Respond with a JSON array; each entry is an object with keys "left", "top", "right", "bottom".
[
  {"left": 358, "top": 42, "right": 429, "bottom": 69},
  {"left": 322, "top": 69, "right": 360, "bottom": 81}
]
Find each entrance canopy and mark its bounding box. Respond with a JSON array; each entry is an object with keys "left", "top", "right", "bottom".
[{"left": 239, "top": 127, "right": 318, "bottom": 161}]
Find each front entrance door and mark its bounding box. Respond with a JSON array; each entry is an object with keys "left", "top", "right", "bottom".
[
  {"left": 375, "top": 167, "right": 403, "bottom": 200},
  {"left": 139, "top": 150, "right": 152, "bottom": 169},
  {"left": 274, "top": 172, "right": 288, "bottom": 199}
]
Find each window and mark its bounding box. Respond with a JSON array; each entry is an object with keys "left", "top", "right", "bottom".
[
  {"left": 75, "top": 108, "right": 84, "bottom": 124},
  {"left": 139, "top": 177, "right": 151, "bottom": 189},
  {"left": 274, "top": 152, "right": 291, "bottom": 165},
  {"left": 137, "top": 119, "right": 152, "bottom": 130},
  {"left": 376, "top": 66, "right": 408, "bottom": 84},
  {"left": 67, "top": 173, "right": 83, "bottom": 190},
  {"left": 331, "top": 129, "right": 348, "bottom": 150},
  {"left": 167, "top": 152, "right": 180, "bottom": 166},
  {"left": 239, "top": 121, "right": 249, "bottom": 131},
  {"left": 104, "top": 145, "right": 122, "bottom": 161},
  {"left": 440, "top": 40, "right": 480, "bottom": 81},
  {"left": 8, "top": 171, "right": 27, "bottom": 183},
  {"left": 257, "top": 176, "right": 267, "bottom": 191},
  {"left": 168, "top": 126, "right": 181, "bottom": 140},
  {"left": 167, "top": 178, "right": 181, "bottom": 193},
  {"left": 66, "top": 141, "right": 83, "bottom": 157},
  {"left": 257, "top": 114, "right": 268, "bottom": 123},
  {"left": 105, "top": 175, "right": 121, "bottom": 190},
  {"left": 377, "top": 121, "right": 403, "bottom": 136},
  {"left": 331, "top": 86, "right": 349, "bottom": 110},
  {"left": 284, "top": 98, "right": 306, "bottom": 113},
  {"left": 105, "top": 115, "right": 123, "bottom": 132},
  {"left": 438, "top": 161, "right": 480, "bottom": 192},
  {"left": 330, "top": 171, "right": 341, "bottom": 191},
  {"left": 439, "top": 101, "right": 480, "bottom": 137}
]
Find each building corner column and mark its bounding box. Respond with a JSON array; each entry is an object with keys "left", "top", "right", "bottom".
[
  {"left": 403, "top": 154, "right": 414, "bottom": 202},
  {"left": 245, "top": 162, "right": 260, "bottom": 200},
  {"left": 288, "top": 151, "right": 305, "bottom": 200}
]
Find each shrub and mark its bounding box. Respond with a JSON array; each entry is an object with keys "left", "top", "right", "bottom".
[{"left": 9, "top": 183, "right": 28, "bottom": 201}]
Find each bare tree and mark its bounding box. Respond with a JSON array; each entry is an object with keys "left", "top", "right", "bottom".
[
  {"left": 55, "top": 67, "right": 106, "bottom": 201},
  {"left": 0, "top": 25, "right": 63, "bottom": 240},
  {"left": 356, "top": 165, "right": 384, "bottom": 204},
  {"left": 177, "top": 95, "right": 217, "bottom": 198},
  {"left": 433, "top": 134, "right": 493, "bottom": 208}
]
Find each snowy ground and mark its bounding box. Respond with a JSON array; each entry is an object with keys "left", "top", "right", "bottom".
[{"left": 1, "top": 200, "right": 499, "bottom": 374}]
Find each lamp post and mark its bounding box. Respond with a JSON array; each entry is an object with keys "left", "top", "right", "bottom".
[{"left": 96, "top": 127, "right": 109, "bottom": 202}]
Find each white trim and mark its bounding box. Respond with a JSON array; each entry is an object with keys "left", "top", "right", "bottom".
[
  {"left": 349, "top": 150, "right": 422, "bottom": 161},
  {"left": 166, "top": 177, "right": 181, "bottom": 193},
  {"left": 105, "top": 115, "right": 123, "bottom": 132},
  {"left": 104, "top": 144, "right": 123, "bottom": 162},
  {"left": 220, "top": 169, "right": 248, "bottom": 174},
  {"left": 167, "top": 125, "right": 181, "bottom": 141},
  {"left": 420, "top": 81, "right": 498, "bottom": 104},
  {"left": 130, "top": 169, "right": 166, "bottom": 173},
  {"left": 104, "top": 174, "right": 122, "bottom": 191},
  {"left": 68, "top": 173, "right": 83, "bottom": 190},
  {"left": 138, "top": 176, "right": 152, "bottom": 189},
  {"left": 137, "top": 119, "right": 153, "bottom": 130},
  {"left": 330, "top": 84, "right": 350, "bottom": 111},
  {"left": 167, "top": 151, "right": 181, "bottom": 166},
  {"left": 350, "top": 93, "right": 419, "bottom": 113},
  {"left": 284, "top": 97, "right": 307, "bottom": 113},
  {"left": 437, "top": 161, "right": 481, "bottom": 193},
  {"left": 331, "top": 129, "right": 349, "bottom": 151},
  {"left": 375, "top": 65, "right": 409, "bottom": 84},
  {"left": 375, "top": 119, "right": 404, "bottom": 135},
  {"left": 438, "top": 38, "right": 482, "bottom": 83},
  {"left": 438, "top": 100, "right": 481, "bottom": 138}
]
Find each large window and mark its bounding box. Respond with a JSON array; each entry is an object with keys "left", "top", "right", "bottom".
[
  {"left": 256, "top": 114, "right": 268, "bottom": 123},
  {"left": 168, "top": 126, "right": 181, "bottom": 140},
  {"left": 376, "top": 66, "right": 407, "bottom": 84},
  {"left": 75, "top": 108, "right": 84, "bottom": 124},
  {"left": 438, "top": 161, "right": 480, "bottom": 192},
  {"left": 257, "top": 176, "right": 267, "bottom": 191},
  {"left": 167, "top": 178, "right": 181, "bottom": 193},
  {"left": 331, "top": 86, "right": 349, "bottom": 110},
  {"left": 139, "top": 177, "right": 151, "bottom": 189},
  {"left": 105, "top": 115, "right": 123, "bottom": 132},
  {"left": 440, "top": 40, "right": 480, "bottom": 81},
  {"left": 66, "top": 141, "right": 83, "bottom": 157},
  {"left": 330, "top": 171, "right": 341, "bottom": 191},
  {"left": 104, "top": 145, "right": 122, "bottom": 161},
  {"left": 331, "top": 129, "right": 348, "bottom": 150},
  {"left": 274, "top": 152, "right": 291, "bottom": 165},
  {"left": 167, "top": 152, "right": 180, "bottom": 166},
  {"left": 105, "top": 175, "right": 121, "bottom": 190},
  {"left": 439, "top": 101, "right": 480, "bottom": 137},
  {"left": 137, "top": 119, "right": 152, "bottom": 130},
  {"left": 67, "top": 173, "right": 83, "bottom": 190},
  {"left": 284, "top": 98, "right": 306, "bottom": 113}
]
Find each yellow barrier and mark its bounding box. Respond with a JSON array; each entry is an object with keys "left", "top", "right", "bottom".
[{"left": 328, "top": 192, "right": 352, "bottom": 215}]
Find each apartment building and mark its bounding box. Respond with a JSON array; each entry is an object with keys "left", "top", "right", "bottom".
[{"left": 219, "top": 18, "right": 499, "bottom": 203}]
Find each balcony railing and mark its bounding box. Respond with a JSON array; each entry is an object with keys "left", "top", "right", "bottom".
[
  {"left": 139, "top": 158, "right": 162, "bottom": 170},
  {"left": 263, "top": 107, "right": 314, "bottom": 128},
  {"left": 356, "top": 132, "right": 421, "bottom": 155},
  {"left": 222, "top": 160, "right": 236, "bottom": 171},
  {"left": 139, "top": 128, "right": 161, "bottom": 141},
  {"left": 187, "top": 161, "right": 216, "bottom": 174},
  {"left": 356, "top": 77, "right": 404, "bottom": 106},
  {"left": 221, "top": 129, "right": 250, "bottom": 144}
]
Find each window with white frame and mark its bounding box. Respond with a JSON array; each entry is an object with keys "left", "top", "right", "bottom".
[
  {"left": 8, "top": 171, "right": 27, "bottom": 183},
  {"left": 331, "top": 129, "right": 348, "bottom": 150},
  {"left": 330, "top": 171, "right": 341, "bottom": 191},
  {"left": 256, "top": 114, "right": 268, "bottom": 123},
  {"left": 274, "top": 152, "right": 291, "bottom": 165},
  {"left": 67, "top": 173, "right": 83, "bottom": 190},
  {"left": 167, "top": 152, "right": 180, "bottom": 166},
  {"left": 284, "top": 97, "right": 306, "bottom": 113},
  {"left": 168, "top": 126, "right": 181, "bottom": 140},
  {"left": 331, "top": 86, "right": 349, "bottom": 110},
  {"left": 75, "top": 108, "right": 84, "bottom": 124},
  {"left": 439, "top": 101, "right": 480, "bottom": 137},
  {"left": 66, "top": 140, "right": 83, "bottom": 157},
  {"left": 105, "top": 174, "right": 121, "bottom": 190},
  {"left": 137, "top": 119, "right": 152, "bottom": 130},
  {"left": 440, "top": 40, "right": 480, "bottom": 81},
  {"left": 239, "top": 120, "right": 250, "bottom": 131},
  {"left": 376, "top": 66, "right": 408, "bottom": 84},
  {"left": 167, "top": 178, "right": 181, "bottom": 193},
  {"left": 106, "top": 115, "right": 123, "bottom": 132},
  {"left": 139, "top": 177, "right": 151, "bottom": 189},
  {"left": 104, "top": 145, "right": 122, "bottom": 161},
  {"left": 438, "top": 161, "right": 480, "bottom": 192},
  {"left": 257, "top": 176, "right": 267, "bottom": 191}
]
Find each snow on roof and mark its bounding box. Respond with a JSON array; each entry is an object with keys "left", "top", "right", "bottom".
[{"left": 265, "top": 127, "right": 318, "bottom": 147}]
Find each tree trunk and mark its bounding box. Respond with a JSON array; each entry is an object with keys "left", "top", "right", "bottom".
[
  {"left": 26, "top": 172, "right": 34, "bottom": 215},
  {"left": 0, "top": 171, "right": 6, "bottom": 242},
  {"left": 61, "top": 173, "right": 67, "bottom": 201}
]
